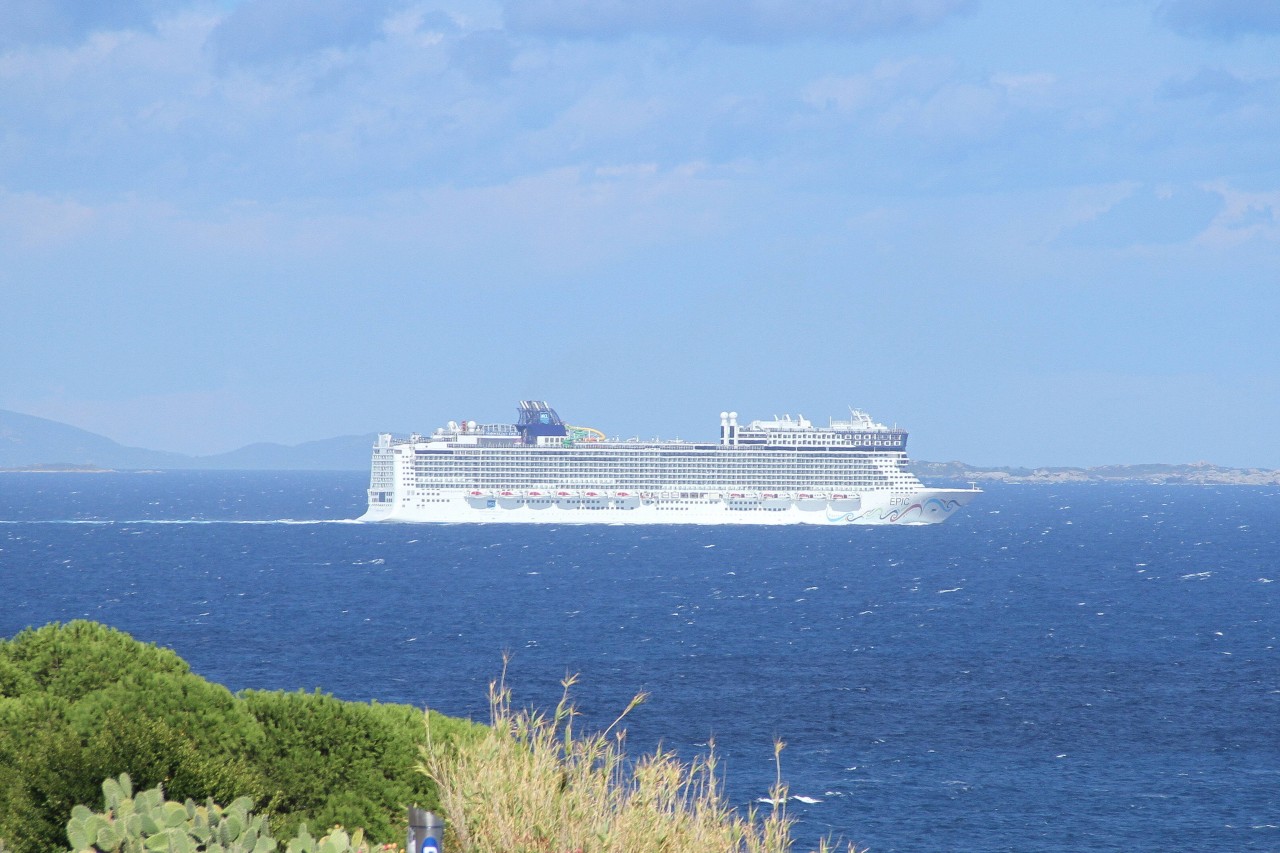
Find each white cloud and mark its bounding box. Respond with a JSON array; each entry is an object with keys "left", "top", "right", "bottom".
[
  {"left": 0, "top": 190, "right": 97, "bottom": 249},
  {"left": 1057, "top": 183, "right": 1224, "bottom": 248},
  {"left": 802, "top": 75, "right": 875, "bottom": 112},
  {"left": 799, "top": 58, "right": 1053, "bottom": 148},
  {"left": 205, "top": 0, "right": 405, "bottom": 68},
  {"left": 1196, "top": 181, "right": 1280, "bottom": 246},
  {"left": 1158, "top": 0, "right": 1280, "bottom": 39},
  {"left": 0, "top": 0, "right": 183, "bottom": 50},
  {"left": 502, "top": 0, "right": 976, "bottom": 42}
]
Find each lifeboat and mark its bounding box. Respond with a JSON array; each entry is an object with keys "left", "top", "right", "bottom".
[
  {"left": 830, "top": 493, "right": 861, "bottom": 511},
  {"left": 796, "top": 492, "right": 827, "bottom": 509}
]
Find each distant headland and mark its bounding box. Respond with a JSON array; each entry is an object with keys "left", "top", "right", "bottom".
[
  {"left": 908, "top": 460, "right": 1280, "bottom": 486},
  {"left": 0, "top": 408, "right": 375, "bottom": 472},
  {"left": 0, "top": 462, "right": 116, "bottom": 473},
  {"left": 2, "top": 408, "right": 1277, "bottom": 482}
]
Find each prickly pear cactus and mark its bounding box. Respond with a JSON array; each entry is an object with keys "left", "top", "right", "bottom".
[
  {"left": 283, "top": 825, "right": 370, "bottom": 853},
  {"left": 66, "top": 774, "right": 276, "bottom": 853},
  {"left": 67, "top": 775, "right": 375, "bottom": 853}
]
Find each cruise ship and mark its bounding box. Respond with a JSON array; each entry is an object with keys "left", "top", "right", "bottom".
[{"left": 359, "top": 401, "right": 978, "bottom": 525}]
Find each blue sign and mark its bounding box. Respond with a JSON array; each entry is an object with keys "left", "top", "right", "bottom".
[{"left": 408, "top": 835, "right": 440, "bottom": 853}]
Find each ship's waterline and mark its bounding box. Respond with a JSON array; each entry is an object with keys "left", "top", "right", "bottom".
[{"left": 358, "top": 401, "right": 978, "bottom": 525}]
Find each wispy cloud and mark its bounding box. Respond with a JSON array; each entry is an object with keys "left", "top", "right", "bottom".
[
  {"left": 502, "top": 0, "right": 976, "bottom": 42},
  {"left": 1197, "top": 181, "right": 1280, "bottom": 246},
  {"left": 0, "top": 0, "right": 180, "bottom": 49},
  {"left": 1056, "top": 183, "right": 1223, "bottom": 248},
  {"left": 3, "top": 0, "right": 1280, "bottom": 463},
  {"left": 1157, "top": 0, "right": 1280, "bottom": 39},
  {"left": 206, "top": 0, "right": 405, "bottom": 68}
]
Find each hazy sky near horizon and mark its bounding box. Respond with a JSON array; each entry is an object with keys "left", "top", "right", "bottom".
[{"left": 2, "top": 0, "right": 1279, "bottom": 467}]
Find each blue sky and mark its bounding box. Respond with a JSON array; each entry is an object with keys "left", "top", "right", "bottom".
[{"left": 2, "top": 0, "right": 1278, "bottom": 467}]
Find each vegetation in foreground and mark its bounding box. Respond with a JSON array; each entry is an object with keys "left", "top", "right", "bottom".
[
  {"left": 421, "top": 665, "right": 852, "bottom": 853},
  {"left": 66, "top": 772, "right": 374, "bottom": 853},
  {"left": 0, "top": 621, "right": 476, "bottom": 852},
  {"left": 1, "top": 622, "right": 853, "bottom": 852}
]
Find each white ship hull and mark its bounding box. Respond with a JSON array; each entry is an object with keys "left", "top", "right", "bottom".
[
  {"left": 358, "top": 487, "right": 977, "bottom": 525},
  {"left": 358, "top": 402, "right": 978, "bottom": 526}
]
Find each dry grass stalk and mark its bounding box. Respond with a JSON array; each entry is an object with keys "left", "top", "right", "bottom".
[{"left": 421, "top": 660, "right": 854, "bottom": 853}]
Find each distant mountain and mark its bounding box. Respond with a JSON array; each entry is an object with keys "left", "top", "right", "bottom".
[
  {"left": 5, "top": 408, "right": 1277, "bottom": 480},
  {"left": 0, "top": 410, "right": 190, "bottom": 469},
  {"left": 0, "top": 409, "right": 374, "bottom": 471},
  {"left": 196, "top": 435, "right": 377, "bottom": 471}
]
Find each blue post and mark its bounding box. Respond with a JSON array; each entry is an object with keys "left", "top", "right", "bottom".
[{"left": 407, "top": 805, "right": 444, "bottom": 853}]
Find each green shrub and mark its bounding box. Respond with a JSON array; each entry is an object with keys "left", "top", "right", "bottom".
[
  {"left": 0, "top": 622, "right": 479, "bottom": 853},
  {"left": 239, "top": 690, "right": 455, "bottom": 841}
]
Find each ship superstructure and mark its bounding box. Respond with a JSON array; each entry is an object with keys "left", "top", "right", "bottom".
[{"left": 359, "top": 401, "right": 978, "bottom": 525}]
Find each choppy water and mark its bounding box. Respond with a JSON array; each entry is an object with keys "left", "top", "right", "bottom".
[{"left": 1, "top": 472, "right": 1277, "bottom": 851}]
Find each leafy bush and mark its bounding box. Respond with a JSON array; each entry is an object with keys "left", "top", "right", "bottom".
[
  {"left": 0, "top": 621, "right": 478, "bottom": 853},
  {"left": 238, "top": 690, "right": 460, "bottom": 841}
]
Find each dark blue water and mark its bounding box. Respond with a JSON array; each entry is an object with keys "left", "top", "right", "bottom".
[{"left": 2, "top": 472, "right": 1277, "bottom": 852}]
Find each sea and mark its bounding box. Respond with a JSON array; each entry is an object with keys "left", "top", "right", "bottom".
[{"left": 1, "top": 471, "right": 1277, "bottom": 852}]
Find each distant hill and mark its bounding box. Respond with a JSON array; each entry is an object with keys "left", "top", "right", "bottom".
[
  {"left": 0, "top": 410, "right": 190, "bottom": 470},
  {"left": 196, "top": 435, "right": 377, "bottom": 470},
  {"left": 5, "top": 408, "right": 1277, "bottom": 479},
  {"left": 0, "top": 409, "right": 374, "bottom": 471}
]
